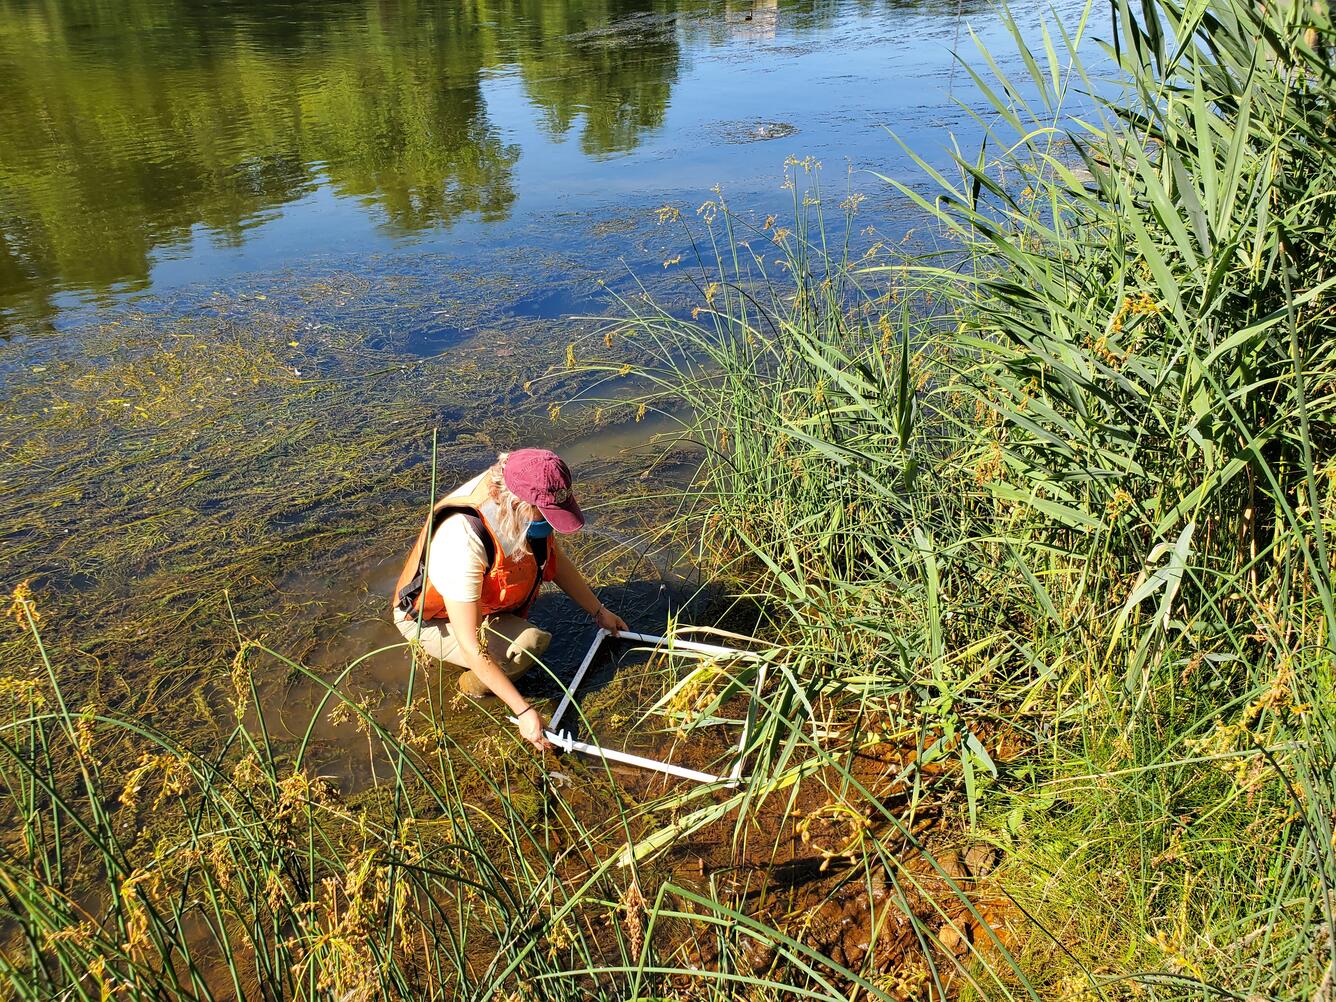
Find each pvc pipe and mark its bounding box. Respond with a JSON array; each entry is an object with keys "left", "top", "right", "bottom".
[
  {"left": 519, "top": 628, "right": 765, "bottom": 787},
  {"left": 506, "top": 715, "right": 730, "bottom": 784},
  {"left": 550, "top": 629, "right": 760, "bottom": 733},
  {"left": 546, "top": 729, "right": 727, "bottom": 785},
  {"left": 548, "top": 627, "right": 609, "bottom": 732},
  {"left": 613, "top": 630, "right": 766, "bottom": 660}
]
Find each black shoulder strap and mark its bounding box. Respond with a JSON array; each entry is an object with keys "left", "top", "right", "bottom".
[
  {"left": 398, "top": 507, "right": 499, "bottom": 614},
  {"left": 459, "top": 512, "right": 497, "bottom": 570}
]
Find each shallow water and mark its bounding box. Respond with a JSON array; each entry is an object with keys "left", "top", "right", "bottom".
[{"left": 0, "top": 4, "right": 1106, "bottom": 987}]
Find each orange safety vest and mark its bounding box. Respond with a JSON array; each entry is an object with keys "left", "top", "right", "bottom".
[{"left": 393, "top": 478, "right": 558, "bottom": 622}]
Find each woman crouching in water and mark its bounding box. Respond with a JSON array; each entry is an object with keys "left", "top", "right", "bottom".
[{"left": 392, "top": 449, "right": 627, "bottom": 751}]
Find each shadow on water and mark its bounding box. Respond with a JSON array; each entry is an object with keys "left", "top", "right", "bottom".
[
  {"left": 508, "top": 285, "right": 606, "bottom": 323},
  {"left": 397, "top": 276, "right": 607, "bottom": 355}
]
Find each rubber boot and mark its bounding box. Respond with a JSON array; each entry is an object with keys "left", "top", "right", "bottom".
[
  {"left": 458, "top": 626, "right": 552, "bottom": 697},
  {"left": 504, "top": 626, "right": 552, "bottom": 671}
]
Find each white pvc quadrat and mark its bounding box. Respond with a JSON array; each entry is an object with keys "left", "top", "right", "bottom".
[{"left": 521, "top": 629, "right": 766, "bottom": 787}]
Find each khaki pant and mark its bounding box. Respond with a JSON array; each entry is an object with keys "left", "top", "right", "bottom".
[{"left": 393, "top": 608, "right": 551, "bottom": 697}]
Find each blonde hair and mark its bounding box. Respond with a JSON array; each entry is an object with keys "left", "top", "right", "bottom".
[{"left": 484, "top": 452, "right": 542, "bottom": 547}]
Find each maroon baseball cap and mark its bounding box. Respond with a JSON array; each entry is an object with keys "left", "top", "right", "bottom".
[{"left": 502, "top": 449, "right": 585, "bottom": 533}]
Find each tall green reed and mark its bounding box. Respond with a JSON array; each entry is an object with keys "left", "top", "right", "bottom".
[{"left": 574, "top": 0, "right": 1336, "bottom": 994}]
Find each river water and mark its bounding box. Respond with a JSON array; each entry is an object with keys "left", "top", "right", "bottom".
[
  {"left": 0, "top": 0, "right": 1100, "bottom": 338},
  {"left": 0, "top": 0, "right": 1101, "bottom": 782}
]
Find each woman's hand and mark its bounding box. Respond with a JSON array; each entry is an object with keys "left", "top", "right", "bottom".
[
  {"left": 594, "top": 605, "right": 628, "bottom": 636},
  {"left": 516, "top": 706, "right": 553, "bottom": 752}
]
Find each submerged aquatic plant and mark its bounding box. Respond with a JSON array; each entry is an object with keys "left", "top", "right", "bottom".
[{"left": 2, "top": 0, "right": 1334, "bottom": 996}]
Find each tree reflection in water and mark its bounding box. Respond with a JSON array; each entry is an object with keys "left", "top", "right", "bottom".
[{"left": 0, "top": 0, "right": 970, "bottom": 329}]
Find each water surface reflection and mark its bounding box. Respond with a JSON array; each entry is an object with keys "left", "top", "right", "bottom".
[{"left": 0, "top": 0, "right": 999, "bottom": 331}]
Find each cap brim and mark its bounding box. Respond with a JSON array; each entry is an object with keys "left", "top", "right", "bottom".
[{"left": 540, "top": 498, "right": 585, "bottom": 533}]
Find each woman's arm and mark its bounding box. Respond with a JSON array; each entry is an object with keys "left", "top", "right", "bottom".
[
  {"left": 443, "top": 596, "right": 552, "bottom": 751},
  {"left": 550, "top": 551, "right": 628, "bottom": 635}
]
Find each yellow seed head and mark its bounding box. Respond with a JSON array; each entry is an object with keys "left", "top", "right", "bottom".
[{"left": 7, "top": 580, "right": 39, "bottom": 627}]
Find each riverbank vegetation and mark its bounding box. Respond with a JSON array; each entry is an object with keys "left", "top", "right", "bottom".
[
  {"left": 603, "top": 0, "right": 1336, "bottom": 992},
  {"left": 1, "top": 0, "right": 1333, "bottom": 997}
]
